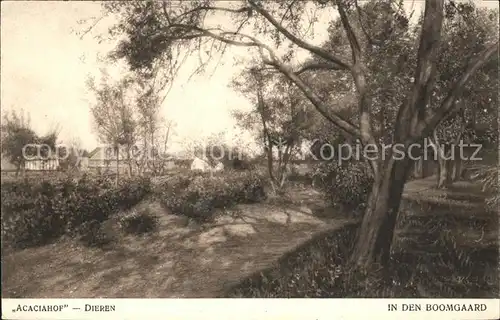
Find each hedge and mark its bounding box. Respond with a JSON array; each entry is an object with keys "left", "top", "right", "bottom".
[
  {"left": 1, "top": 169, "right": 267, "bottom": 247},
  {"left": 1, "top": 175, "right": 151, "bottom": 248},
  {"left": 156, "top": 170, "right": 267, "bottom": 222}
]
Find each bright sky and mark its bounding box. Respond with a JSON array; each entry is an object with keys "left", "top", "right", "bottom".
[
  {"left": 1, "top": 1, "right": 496, "bottom": 153},
  {"left": 1, "top": 1, "right": 262, "bottom": 153}
]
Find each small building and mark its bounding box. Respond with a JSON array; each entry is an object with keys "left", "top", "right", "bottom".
[
  {"left": 87, "top": 146, "right": 178, "bottom": 175},
  {"left": 87, "top": 146, "right": 130, "bottom": 174},
  {"left": 190, "top": 156, "right": 212, "bottom": 172}
]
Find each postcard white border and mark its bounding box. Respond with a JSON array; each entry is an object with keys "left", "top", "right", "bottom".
[{"left": 2, "top": 298, "right": 499, "bottom": 320}]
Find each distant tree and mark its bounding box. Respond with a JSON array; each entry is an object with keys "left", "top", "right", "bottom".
[
  {"left": 38, "top": 126, "right": 60, "bottom": 170},
  {"left": 203, "top": 131, "right": 254, "bottom": 172},
  {"left": 1, "top": 110, "right": 37, "bottom": 176},
  {"left": 134, "top": 79, "right": 175, "bottom": 176},
  {"left": 87, "top": 71, "right": 137, "bottom": 183},
  {"left": 428, "top": 3, "right": 498, "bottom": 188},
  {"left": 1, "top": 110, "right": 60, "bottom": 173},
  {"left": 58, "top": 137, "right": 86, "bottom": 172},
  {"left": 232, "top": 66, "right": 313, "bottom": 191}
]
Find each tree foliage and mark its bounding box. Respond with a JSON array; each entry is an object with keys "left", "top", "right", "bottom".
[
  {"left": 1, "top": 110, "right": 38, "bottom": 174},
  {"left": 1, "top": 110, "right": 59, "bottom": 175},
  {"left": 97, "top": 0, "right": 499, "bottom": 269},
  {"left": 232, "top": 65, "right": 314, "bottom": 189},
  {"left": 87, "top": 69, "right": 176, "bottom": 177}
]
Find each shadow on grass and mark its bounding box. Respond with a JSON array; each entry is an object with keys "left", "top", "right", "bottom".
[{"left": 224, "top": 196, "right": 499, "bottom": 298}]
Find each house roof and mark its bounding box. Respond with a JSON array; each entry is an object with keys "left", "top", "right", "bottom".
[
  {"left": 88, "top": 147, "right": 130, "bottom": 160},
  {"left": 88, "top": 147, "right": 101, "bottom": 159}
]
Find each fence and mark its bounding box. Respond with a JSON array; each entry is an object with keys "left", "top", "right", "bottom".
[{"left": 24, "top": 159, "right": 59, "bottom": 171}]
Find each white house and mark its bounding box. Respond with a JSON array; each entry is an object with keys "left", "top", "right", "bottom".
[
  {"left": 213, "top": 162, "right": 224, "bottom": 172},
  {"left": 190, "top": 156, "right": 212, "bottom": 172}
]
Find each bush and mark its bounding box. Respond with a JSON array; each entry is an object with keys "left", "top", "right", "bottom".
[
  {"left": 472, "top": 166, "right": 499, "bottom": 212},
  {"left": 314, "top": 160, "right": 373, "bottom": 209},
  {"left": 78, "top": 219, "right": 116, "bottom": 249},
  {"left": 119, "top": 209, "right": 159, "bottom": 235},
  {"left": 157, "top": 170, "right": 266, "bottom": 222},
  {"left": 204, "top": 143, "right": 255, "bottom": 171},
  {"left": 1, "top": 176, "right": 151, "bottom": 248},
  {"left": 288, "top": 164, "right": 314, "bottom": 184}
]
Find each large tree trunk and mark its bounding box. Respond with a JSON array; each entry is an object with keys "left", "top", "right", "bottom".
[{"left": 350, "top": 156, "right": 412, "bottom": 270}]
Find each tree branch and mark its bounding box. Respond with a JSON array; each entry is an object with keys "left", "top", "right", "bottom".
[
  {"left": 354, "top": 0, "right": 381, "bottom": 47},
  {"left": 263, "top": 57, "right": 361, "bottom": 139},
  {"left": 419, "top": 41, "right": 499, "bottom": 137},
  {"left": 295, "top": 62, "right": 344, "bottom": 75},
  {"left": 162, "top": 1, "right": 172, "bottom": 25},
  {"left": 172, "top": 5, "right": 251, "bottom": 24},
  {"left": 279, "top": 0, "right": 300, "bottom": 27},
  {"left": 337, "top": 0, "right": 362, "bottom": 65},
  {"left": 336, "top": 1, "right": 375, "bottom": 149},
  {"left": 165, "top": 19, "right": 361, "bottom": 139},
  {"left": 248, "top": 0, "right": 351, "bottom": 70},
  {"left": 182, "top": 27, "right": 362, "bottom": 139},
  {"left": 166, "top": 24, "right": 270, "bottom": 52}
]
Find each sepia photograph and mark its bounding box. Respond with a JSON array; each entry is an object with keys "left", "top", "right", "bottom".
[{"left": 1, "top": 0, "right": 499, "bottom": 315}]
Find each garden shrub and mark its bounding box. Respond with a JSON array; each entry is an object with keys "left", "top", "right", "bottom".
[
  {"left": 1, "top": 175, "right": 151, "bottom": 248},
  {"left": 314, "top": 160, "right": 373, "bottom": 209},
  {"left": 203, "top": 143, "right": 255, "bottom": 171},
  {"left": 158, "top": 169, "right": 266, "bottom": 222},
  {"left": 474, "top": 166, "right": 499, "bottom": 212},
  {"left": 287, "top": 164, "right": 315, "bottom": 185},
  {"left": 78, "top": 219, "right": 116, "bottom": 249},
  {"left": 236, "top": 170, "right": 267, "bottom": 203},
  {"left": 119, "top": 208, "right": 159, "bottom": 235}
]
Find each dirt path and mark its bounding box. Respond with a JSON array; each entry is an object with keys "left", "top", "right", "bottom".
[{"left": 2, "top": 188, "right": 352, "bottom": 298}]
